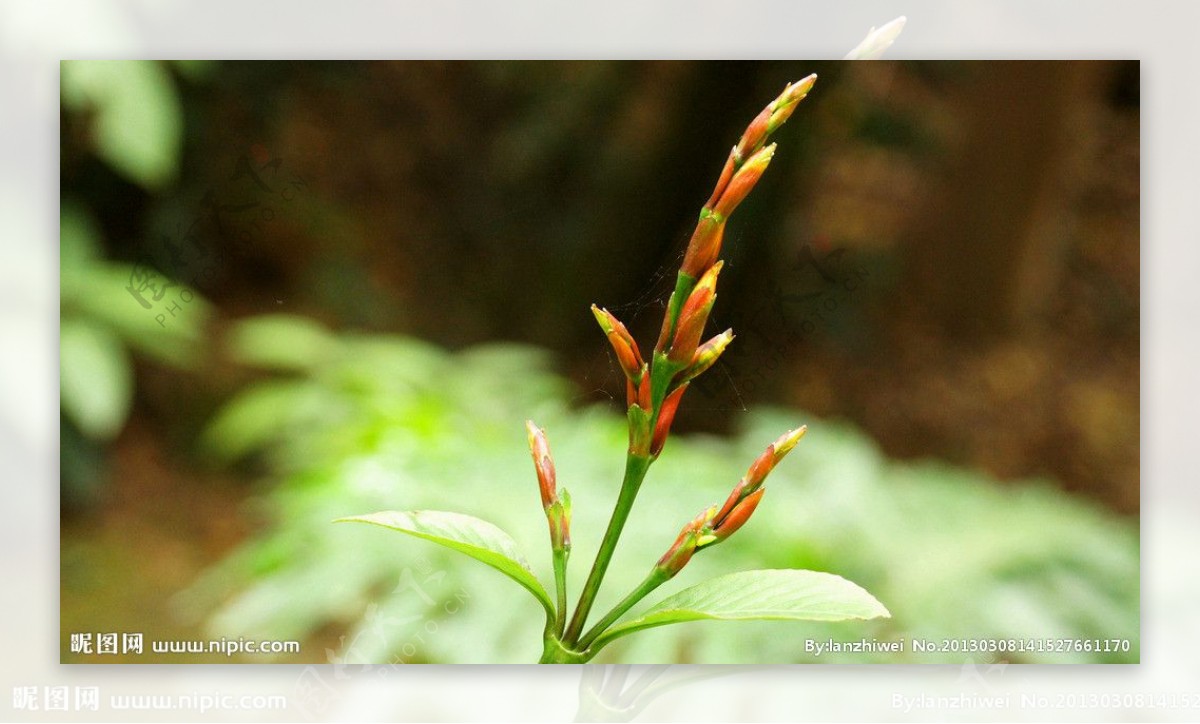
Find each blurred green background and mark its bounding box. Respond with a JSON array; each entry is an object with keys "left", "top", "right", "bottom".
[{"left": 59, "top": 60, "right": 1139, "bottom": 663}]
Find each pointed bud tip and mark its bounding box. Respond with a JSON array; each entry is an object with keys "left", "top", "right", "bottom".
[
  {"left": 774, "top": 425, "right": 808, "bottom": 458},
  {"left": 591, "top": 304, "right": 613, "bottom": 331}
]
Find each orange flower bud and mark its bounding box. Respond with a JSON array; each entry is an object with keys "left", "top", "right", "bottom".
[
  {"left": 680, "top": 329, "right": 734, "bottom": 383},
  {"left": 636, "top": 367, "right": 652, "bottom": 410},
  {"left": 668, "top": 262, "right": 723, "bottom": 364},
  {"left": 525, "top": 421, "right": 557, "bottom": 510},
  {"left": 655, "top": 507, "right": 713, "bottom": 577},
  {"left": 765, "top": 75, "right": 817, "bottom": 136},
  {"left": 680, "top": 213, "right": 726, "bottom": 279},
  {"left": 770, "top": 425, "right": 808, "bottom": 462},
  {"left": 714, "top": 425, "right": 806, "bottom": 522},
  {"left": 746, "top": 447, "right": 775, "bottom": 489},
  {"left": 710, "top": 488, "right": 765, "bottom": 543},
  {"left": 702, "top": 149, "right": 738, "bottom": 213},
  {"left": 650, "top": 383, "right": 688, "bottom": 456},
  {"left": 736, "top": 106, "right": 773, "bottom": 163},
  {"left": 713, "top": 144, "right": 776, "bottom": 220},
  {"left": 591, "top": 305, "right": 644, "bottom": 382},
  {"left": 746, "top": 425, "right": 807, "bottom": 488}
]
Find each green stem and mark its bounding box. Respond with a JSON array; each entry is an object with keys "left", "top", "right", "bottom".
[
  {"left": 552, "top": 546, "right": 569, "bottom": 638},
  {"left": 563, "top": 453, "right": 653, "bottom": 644},
  {"left": 577, "top": 569, "right": 670, "bottom": 651},
  {"left": 539, "top": 631, "right": 589, "bottom": 664}
]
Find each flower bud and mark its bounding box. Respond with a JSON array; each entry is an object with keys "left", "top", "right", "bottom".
[
  {"left": 765, "top": 75, "right": 817, "bottom": 135},
  {"left": 655, "top": 507, "right": 714, "bottom": 577},
  {"left": 548, "top": 489, "right": 572, "bottom": 550},
  {"left": 708, "top": 488, "right": 765, "bottom": 544},
  {"left": 702, "top": 149, "right": 738, "bottom": 213},
  {"left": 592, "top": 305, "right": 644, "bottom": 382},
  {"left": 680, "top": 212, "right": 727, "bottom": 279},
  {"left": 714, "top": 425, "right": 806, "bottom": 522},
  {"left": 749, "top": 425, "right": 807, "bottom": 486},
  {"left": 668, "top": 261, "right": 723, "bottom": 364},
  {"left": 650, "top": 383, "right": 688, "bottom": 457},
  {"left": 713, "top": 144, "right": 776, "bottom": 220},
  {"left": 679, "top": 329, "right": 734, "bottom": 383},
  {"left": 770, "top": 425, "right": 808, "bottom": 461},
  {"left": 525, "top": 420, "right": 557, "bottom": 510},
  {"left": 737, "top": 106, "right": 773, "bottom": 163}
]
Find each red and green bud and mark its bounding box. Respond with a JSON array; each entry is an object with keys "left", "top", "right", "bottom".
[
  {"left": 765, "top": 75, "right": 817, "bottom": 137},
  {"left": 627, "top": 404, "right": 652, "bottom": 457},
  {"left": 655, "top": 507, "right": 715, "bottom": 577},
  {"left": 680, "top": 211, "right": 727, "bottom": 280},
  {"left": 547, "top": 489, "right": 572, "bottom": 551},
  {"left": 708, "top": 488, "right": 765, "bottom": 544},
  {"left": 735, "top": 75, "right": 817, "bottom": 163},
  {"left": 679, "top": 329, "right": 734, "bottom": 383},
  {"left": 701, "top": 76, "right": 815, "bottom": 212},
  {"left": 713, "top": 144, "right": 776, "bottom": 220},
  {"left": 624, "top": 363, "right": 651, "bottom": 409},
  {"left": 526, "top": 421, "right": 557, "bottom": 510},
  {"left": 702, "top": 149, "right": 739, "bottom": 213},
  {"left": 592, "top": 305, "right": 644, "bottom": 382},
  {"left": 737, "top": 107, "right": 773, "bottom": 163},
  {"left": 650, "top": 383, "right": 688, "bottom": 457},
  {"left": 668, "top": 261, "right": 723, "bottom": 364},
  {"left": 714, "top": 425, "right": 807, "bottom": 522}
]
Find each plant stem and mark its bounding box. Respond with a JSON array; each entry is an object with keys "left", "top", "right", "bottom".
[
  {"left": 563, "top": 452, "right": 652, "bottom": 644},
  {"left": 552, "top": 546, "right": 569, "bottom": 638},
  {"left": 577, "top": 569, "right": 669, "bottom": 651},
  {"left": 539, "top": 631, "right": 589, "bottom": 664}
]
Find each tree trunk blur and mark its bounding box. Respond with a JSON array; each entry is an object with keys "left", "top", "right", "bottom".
[{"left": 903, "top": 61, "right": 1112, "bottom": 338}]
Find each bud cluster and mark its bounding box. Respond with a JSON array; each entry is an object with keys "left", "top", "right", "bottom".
[
  {"left": 654, "top": 426, "right": 807, "bottom": 578},
  {"left": 559, "top": 75, "right": 818, "bottom": 621}
]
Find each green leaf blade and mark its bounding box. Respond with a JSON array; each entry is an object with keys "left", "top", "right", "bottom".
[
  {"left": 595, "top": 569, "right": 889, "bottom": 652},
  {"left": 62, "top": 60, "right": 183, "bottom": 189},
  {"left": 60, "top": 319, "right": 133, "bottom": 440},
  {"left": 336, "top": 511, "right": 555, "bottom": 622}
]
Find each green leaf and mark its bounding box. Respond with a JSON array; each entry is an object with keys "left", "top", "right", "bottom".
[
  {"left": 200, "top": 380, "right": 320, "bottom": 463},
  {"left": 336, "top": 511, "right": 556, "bottom": 622},
  {"left": 60, "top": 319, "right": 133, "bottom": 440},
  {"left": 592, "top": 569, "right": 889, "bottom": 651},
  {"left": 62, "top": 60, "right": 182, "bottom": 189},
  {"left": 61, "top": 263, "right": 211, "bottom": 368},
  {"left": 227, "top": 314, "right": 337, "bottom": 371}
]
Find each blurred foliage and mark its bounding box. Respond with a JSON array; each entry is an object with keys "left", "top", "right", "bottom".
[
  {"left": 60, "top": 203, "right": 211, "bottom": 503},
  {"left": 61, "top": 60, "right": 184, "bottom": 190},
  {"left": 181, "top": 314, "right": 1138, "bottom": 663}
]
